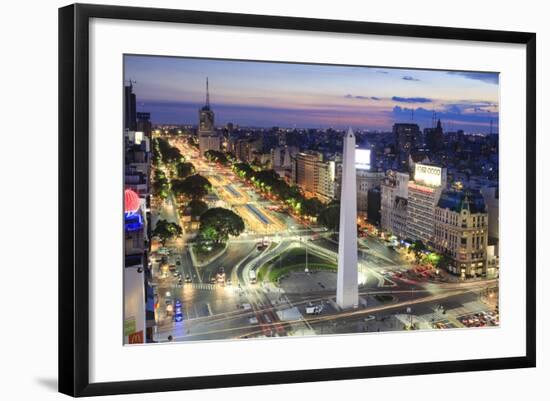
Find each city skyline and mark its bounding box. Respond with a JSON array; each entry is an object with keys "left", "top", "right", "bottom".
[{"left": 125, "top": 55, "right": 499, "bottom": 133}]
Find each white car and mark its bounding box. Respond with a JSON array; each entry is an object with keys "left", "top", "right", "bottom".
[{"left": 364, "top": 315, "right": 376, "bottom": 322}]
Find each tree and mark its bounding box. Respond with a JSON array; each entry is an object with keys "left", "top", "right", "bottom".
[
  {"left": 176, "top": 162, "right": 195, "bottom": 179},
  {"left": 171, "top": 174, "right": 212, "bottom": 200},
  {"left": 152, "top": 169, "right": 170, "bottom": 199},
  {"left": 199, "top": 207, "right": 245, "bottom": 244},
  {"left": 233, "top": 162, "right": 254, "bottom": 179},
  {"left": 152, "top": 219, "right": 182, "bottom": 245},
  {"left": 437, "top": 254, "right": 453, "bottom": 271},
  {"left": 301, "top": 197, "right": 324, "bottom": 218},
  {"left": 318, "top": 203, "right": 340, "bottom": 231},
  {"left": 204, "top": 150, "right": 228, "bottom": 165},
  {"left": 409, "top": 240, "right": 426, "bottom": 263},
  {"left": 164, "top": 146, "right": 183, "bottom": 164},
  {"left": 187, "top": 199, "right": 208, "bottom": 218}
]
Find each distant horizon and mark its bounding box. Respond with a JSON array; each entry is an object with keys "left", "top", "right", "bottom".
[
  {"left": 126, "top": 55, "right": 500, "bottom": 134},
  {"left": 148, "top": 120, "right": 499, "bottom": 135}
]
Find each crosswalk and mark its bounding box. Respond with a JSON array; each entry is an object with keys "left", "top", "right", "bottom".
[{"left": 183, "top": 282, "right": 239, "bottom": 291}]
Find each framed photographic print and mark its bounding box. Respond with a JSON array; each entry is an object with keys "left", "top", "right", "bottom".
[{"left": 58, "top": 3, "right": 536, "bottom": 397}]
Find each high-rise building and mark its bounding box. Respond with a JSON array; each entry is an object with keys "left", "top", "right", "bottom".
[
  {"left": 434, "top": 189, "right": 488, "bottom": 277},
  {"left": 316, "top": 159, "right": 338, "bottom": 203},
  {"left": 124, "top": 82, "right": 137, "bottom": 131},
  {"left": 124, "top": 128, "right": 154, "bottom": 344},
  {"left": 292, "top": 151, "right": 339, "bottom": 202},
  {"left": 394, "top": 123, "right": 420, "bottom": 171},
  {"left": 424, "top": 119, "right": 444, "bottom": 153},
  {"left": 406, "top": 163, "right": 447, "bottom": 243},
  {"left": 293, "top": 151, "right": 322, "bottom": 198},
  {"left": 380, "top": 170, "right": 410, "bottom": 238},
  {"left": 198, "top": 78, "right": 221, "bottom": 156},
  {"left": 367, "top": 187, "right": 381, "bottom": 226},
  {"left": 480, "top": 185, "right": 499, "bottom": 243},
  {"left": 356, "top": 169, "right": 385, "bottom": 218},
  {"left": 136, "top": 112, "right": 152, "bottom": 137}
]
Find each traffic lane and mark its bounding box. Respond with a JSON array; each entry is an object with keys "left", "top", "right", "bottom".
[{"left": 199, "top": 240, "right": 256, "bottom": 283}]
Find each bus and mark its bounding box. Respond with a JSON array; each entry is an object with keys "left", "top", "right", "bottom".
[{"left": 248, "top": 269, "right": 257, "bottom": 284}]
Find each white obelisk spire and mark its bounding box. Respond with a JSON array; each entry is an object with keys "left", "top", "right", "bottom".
[{"left": 336, "top": 128, "right": 359, "bottom": 309}]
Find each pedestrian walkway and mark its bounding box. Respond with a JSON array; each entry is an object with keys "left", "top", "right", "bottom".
[{"left": 183, "top": 282, "right": 241, "bottom": 292}]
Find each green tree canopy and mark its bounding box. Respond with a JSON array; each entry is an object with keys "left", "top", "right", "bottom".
[
  {"left": 199, "top": 207, "right": 245, "bottom": 244},
  {"left": 187, "top": 199, "right": 208, "bottom": 218},
  {"left": 301, "top": 197, "right": 324, "bottom": 217},
  {"left": 318, "top": 203, "right": 340, "bottom": 231},
  {"left": 152, "top": 219, "right": 183, "bottom": 245},
  {"left": 409, "top": 240, "right": 427, "bottom": 263},
  {"left": 175, "top": 161, "right": 196, "bottom": 179},
  {"left": 171, "top": 174, "right": 212, "bottom": 200},
  {"left": 204, "top": 150, "right": 229, "bottom": 165}
]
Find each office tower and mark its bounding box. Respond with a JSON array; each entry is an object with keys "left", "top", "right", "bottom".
[
  {"left": 407, "top": 163, "right": 447, "bottom": 244},
  {"left": 136, "top": 112, "right": 152, "bottom": 137},
  {"left": 393, "top": 123, "right": 420, "bottom": 171},
  {"left": 124, "top": 82, "right": 137, "bottom": 131},
  {"left": 380, "top": 170, "right": 410, "bottom": 239},
  {"left": 424, "top": 119, "right": 444, "bottom": 153}
]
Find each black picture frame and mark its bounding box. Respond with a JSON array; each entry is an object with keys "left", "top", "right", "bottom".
[{"left": 59, "top": 3, "right": 536, "bottom": 397}]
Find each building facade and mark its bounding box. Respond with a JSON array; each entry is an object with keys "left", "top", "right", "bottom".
[
  {"left": 394, "top": 123, "right": 420, "bottom": 171},
  {"left": 406, "top": 163, "right": 447, "bottom": 244},
  {"left": 292, "top": 151, "right": 340, "bottom": 203},
  {"left": 434, "top": 189, "right": 488, "bottom": 277},
  {"left": 124, "top": 129, "right": 154, "bottom": 344},
  {"left": 356, "top": 170, "right": 384, "bottom": 218},
  {"left": 380, "top": 170, "right": 410, "bottom": 238}
]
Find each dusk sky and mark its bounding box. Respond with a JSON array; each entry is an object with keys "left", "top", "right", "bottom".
[{"left": 125, "top": 55, "right": 499, "bottom": 133}]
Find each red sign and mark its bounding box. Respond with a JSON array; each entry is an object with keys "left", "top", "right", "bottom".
[{"left": 128, "top": 330, "right": 144, "bottom": 344}]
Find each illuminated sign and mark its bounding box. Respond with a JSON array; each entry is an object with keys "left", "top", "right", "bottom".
[
  {"left": 414, "top": 163, "right": 442, "bottom": 187},
  {"left": 355, "top": 149, "right": 371, "bottom": 170},
  {"left": 124, "top": 189, "right": 141, "bottom": 213},
  {"left": 128, "top": 330, "right": 144, "bottom": 344},
  {"left": 134, "top": 131, "right": 144, "bottom": 144}
]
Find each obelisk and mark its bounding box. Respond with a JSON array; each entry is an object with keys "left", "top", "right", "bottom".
[{"left": 336, "top": 128, "right": 359, "bottom": 309}]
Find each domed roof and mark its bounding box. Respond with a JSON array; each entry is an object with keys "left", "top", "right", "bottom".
[{"left": 124, "top": 189, "right": 141, "bottom": 213}]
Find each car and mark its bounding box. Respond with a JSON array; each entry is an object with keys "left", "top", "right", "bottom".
[
  {"left": 364, "top": 315, "right": 376, "bottom": 322},
  {"left": 226, "top": 278, "right": 232, "bottom": 286},
  {"left": 210, "top": 276, "right": 217, "bottom": 284},
  {"left": 185, "top": 274, "right": 192, "bottom": 283}
]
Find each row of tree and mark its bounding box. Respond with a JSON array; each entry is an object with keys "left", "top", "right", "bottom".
[
  {"left": 232, "top": 162, "right": 340, "bottom": 228},
  {"left": 204, "top": 149, "right": 229, "bottom": 165},
  {"left": 171, "top": 174, "right": 212, "bottom": 200},
  {"left": 155, "top": 137, "right": 184, "bottom": 165}
]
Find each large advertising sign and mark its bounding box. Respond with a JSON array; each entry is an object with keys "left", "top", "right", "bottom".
[
  {"left": 355, "top": 149, "right": 371, "bottom": 170},
  {"left": 414, "top": 163, "right": 442, "bottom": 186}
]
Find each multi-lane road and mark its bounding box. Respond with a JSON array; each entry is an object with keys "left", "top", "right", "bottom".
[{"left": 150, "top": 136, "right": 499, "bottom": 343}]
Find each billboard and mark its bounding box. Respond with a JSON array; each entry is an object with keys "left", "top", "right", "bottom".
[
  {"left": 355, "top": 149, "right": 371, "bottom": 170},
  {"left": 414, "top": 163, "right": 442, "bottom": 186}
]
